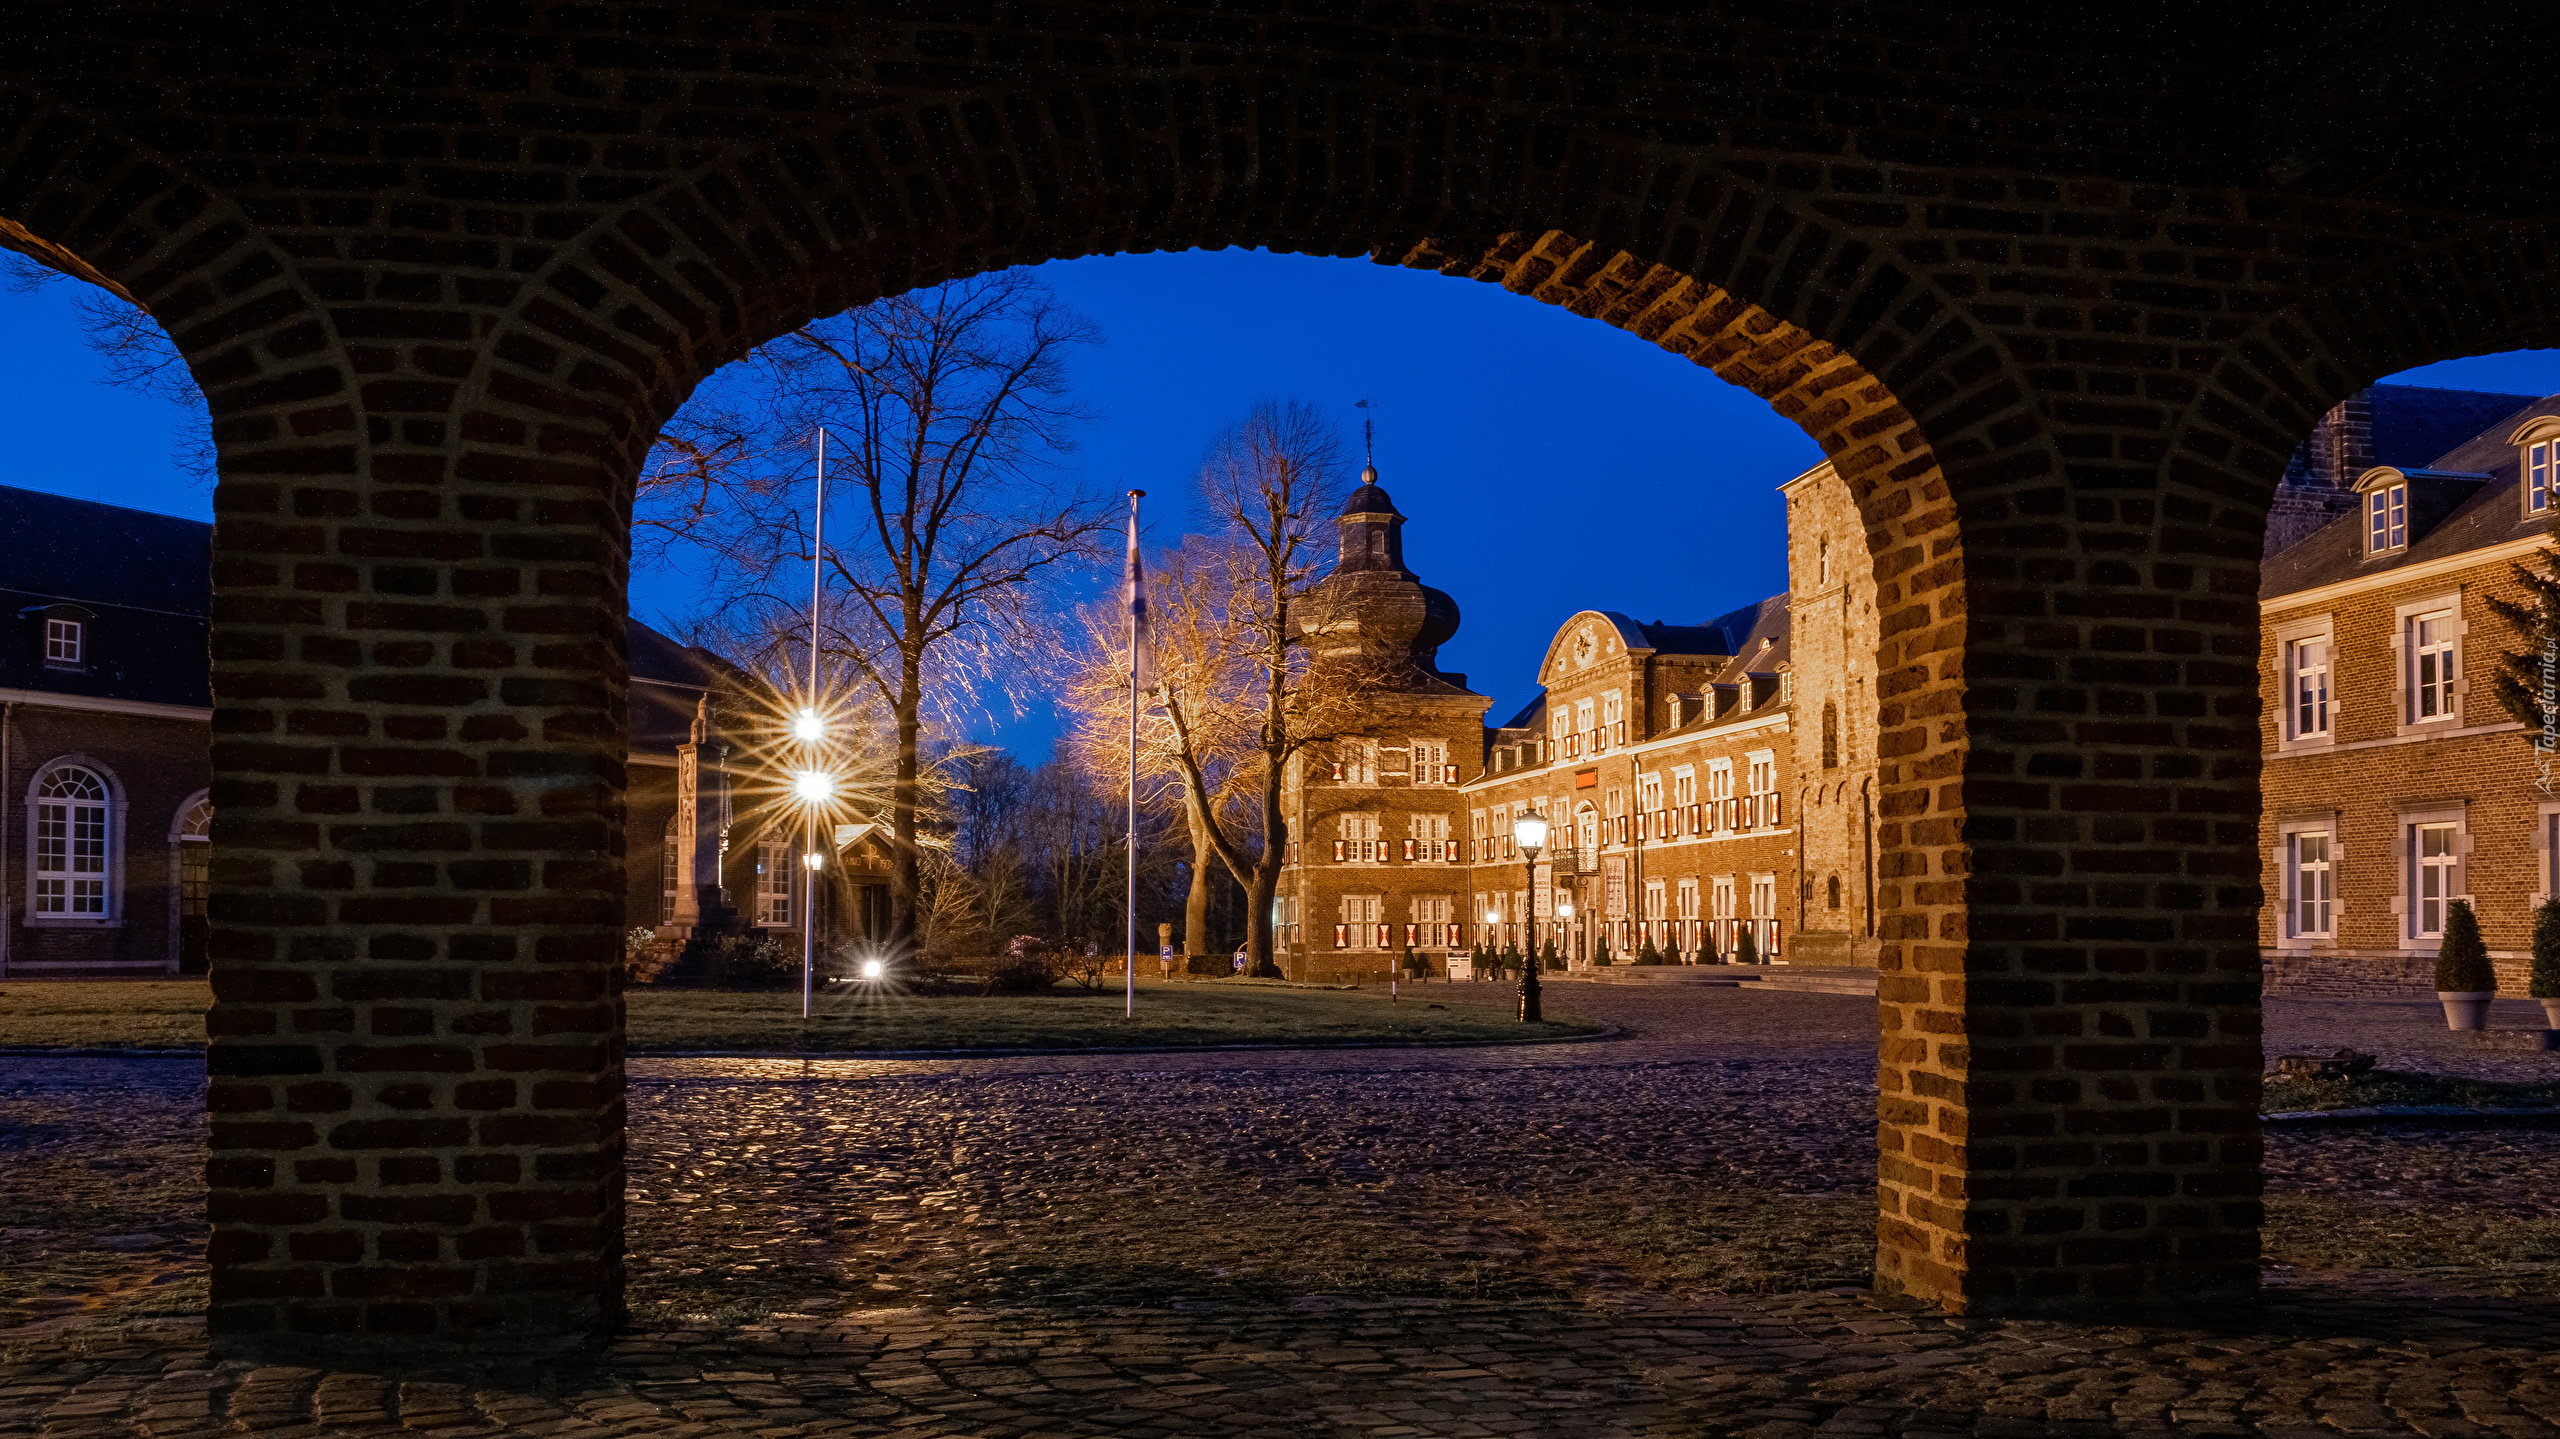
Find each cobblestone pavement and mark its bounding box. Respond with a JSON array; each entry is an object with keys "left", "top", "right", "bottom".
[{"left": 7, "top": 981, "right": 2560, "bottom": 1436}]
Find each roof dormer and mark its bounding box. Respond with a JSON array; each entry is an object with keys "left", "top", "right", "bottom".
[
  {"left": 2353, "top": 465, "right": 2489, "bottom": 558},
  {"left": 2512, "top": 415, "right": 2560, "bottom": 520}
]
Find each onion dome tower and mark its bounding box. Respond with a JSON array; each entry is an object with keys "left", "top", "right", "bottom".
[{"left": 1304, "top": 459, "right": 1462, "bottom": 682}]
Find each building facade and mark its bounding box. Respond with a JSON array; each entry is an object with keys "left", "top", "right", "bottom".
[
  {"left": 1274, "top": 460, "right": 1880, "bottom": 982},
  {"left": 0, "top": 483, "right": 881, "bottom": 980},
  {"left": 2259, "top": 385, "right": 2560, "bottom": 996},
  {"left": 0, "top": 487, "right": 212, "bottom": 978}
]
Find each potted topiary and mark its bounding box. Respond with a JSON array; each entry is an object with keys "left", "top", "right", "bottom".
[
  {"left": 1735, "top": 925, "right": 1761, "bottom": 966},
  {"left": 2534, "top": 898, "right": 2560, "bottom": 1030},
  {"left": 1542, "top": 937, "right": 1562, "bottom": 972},
  {"left": 1700, "top": 929, "right": 1721, "bottom": 965},
  {"left": 1593, "top": 936, "right": 1614, "bottom": 966},
  {"left": 2435, "top": 898, "right": 2495, "bottom": 1030}
]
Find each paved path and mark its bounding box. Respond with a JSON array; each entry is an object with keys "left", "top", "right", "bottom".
[{"left": 5, "top": 980, "right": 2560, "bottom": 1436}]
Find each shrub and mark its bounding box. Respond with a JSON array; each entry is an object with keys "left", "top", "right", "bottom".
[
  {"left": 1735, "top": 926, "right": 1760, "bottom": 965},
  {"left": 1593, "top": 938, "right": 1613, "bottom": 967},
  {"left": 1542, "top": 937, "right": 1561, "bottom": 971},
  {"left": 705, "top": 934, "right": 799, "bottom": 987},
  {"left": 1699, "top": 928, "right": 1721, "bottom": 964},
  {"left": 1636, "top": 937, "right": 1664, "bottom": 966},
  {"left": 985, "top": 935, "right": 1061, "bottom": 994},
  {"left": 2436, "top": 900, "right": 2494, "bottom": 993},
  {"left": 2537, "top": 899, "right": 2560, "bottom": 1000},
  {"left": 625, "top": 926, "right": 657, "bottom": 959}
]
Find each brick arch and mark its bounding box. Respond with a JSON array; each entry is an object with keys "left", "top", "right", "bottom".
[
  {"left": 0, "top": 4, "right": 2405, "bottom": 1354},
  {"left": 2179, "top": 221, "right": 2560, "bottom": 503}
]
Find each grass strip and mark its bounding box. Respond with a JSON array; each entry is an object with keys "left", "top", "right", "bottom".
[{"left": 0, "top": 979, "right": 1596, "bottom": 1053}]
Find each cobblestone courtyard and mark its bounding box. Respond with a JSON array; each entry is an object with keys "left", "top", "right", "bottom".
[{"left": 7, "top": 981, "right": 2560, "bottom": 1436}]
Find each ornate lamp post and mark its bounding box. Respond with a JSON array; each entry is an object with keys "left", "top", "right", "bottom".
[{"left": 1513, "top": 811, "right": 1549, "bottom": 1022}]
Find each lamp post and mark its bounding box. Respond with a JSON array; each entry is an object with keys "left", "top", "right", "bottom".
[
  {"left": 793, "top": 758, "right": 832, "bottom": 1019},
  {"left": 1557, "top": 898, "right": 1575, "bottom": 973},
  {"left": 1512, "top": 811, "right": 1548, "bottom": 1022}
]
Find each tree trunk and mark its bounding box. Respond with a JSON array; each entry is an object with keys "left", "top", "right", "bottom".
[
  {"left": 891, "top": 657, "right": 923, "bottom": 958},
  {"left": 1182, "top": 787, "right": 1213, "bottom": 958}
]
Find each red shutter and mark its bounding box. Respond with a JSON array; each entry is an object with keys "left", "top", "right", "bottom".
[
  {"left": 1771, "top": 794, "right": 1783, "bottom": 825},
  {"left": 1334, "top": 924, "right": 1348, "bottom": 948},
  {"left": 1334, "top": 839, "right": 1345, "bottom": 861},
  {"left": 1615, "top": 721, "right": 1626, "bottom": 745},
  {"left": 1444, "top": 763, "right": 1456, "bottom": 783},
  {"left": 1689, "top": 803, "right": 1701, "bottom": 832},
  {"left": 1330, "top": 762, "right": 1343, "bottom": 780},
  {"left": 1770, "top": 919, "right": 1781, "bottom": 956},
  {"left": 1403, "top": 838, "right": 1416, "bottom": 861}
]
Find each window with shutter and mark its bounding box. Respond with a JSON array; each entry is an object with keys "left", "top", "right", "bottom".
[{"left": 1334, "top": 839, "right": 1346, "bottom": 861}]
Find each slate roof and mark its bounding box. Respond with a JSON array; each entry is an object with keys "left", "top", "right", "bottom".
[
  {"left": 2364, "top": 384, "right": 2540, "bottom": 470},
  {"left": 0, "top": 483, "right": 744, "bottom": 743},
  {"left": 2264, "top": 391, "right": 2556, "bottom": 600},
  {"left": 0, "top": 485, "right": 211, "bottom": 708}
]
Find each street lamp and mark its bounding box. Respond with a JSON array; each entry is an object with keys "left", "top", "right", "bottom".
[{"left": 1512, "top": 811, "right": 1549, "bottom": 1022}]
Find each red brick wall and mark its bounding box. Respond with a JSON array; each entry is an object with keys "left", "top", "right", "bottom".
[{"left": 0, "top": 705, "right": 210, "bottom": 977}]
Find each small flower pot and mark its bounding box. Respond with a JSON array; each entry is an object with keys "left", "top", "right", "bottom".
[
  {"left": 2439, "top": 991, "right": 2495, "bottom": 1031},
  {"left": 2541, "top": 998, "right": 2560, "bottom": 1030}
]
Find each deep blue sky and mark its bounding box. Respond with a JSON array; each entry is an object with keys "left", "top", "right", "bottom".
[{"left": 7, "top": 248, "right": 2560, "bottom": 757}]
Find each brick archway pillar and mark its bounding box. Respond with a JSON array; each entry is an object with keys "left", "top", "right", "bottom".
[
  {"left": 200, "top": 284, "right": 646, "bottom": 1359},
  {"left": 1869, "top": 415, "right": 2269, "bottom": 1314}
]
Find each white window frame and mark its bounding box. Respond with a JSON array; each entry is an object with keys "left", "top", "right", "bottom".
[
  {"left": 2390, "top": 592, "right": 2465, "bottom": 731},
  {"left": 2271, "top": 614, "right": 2334, "bottom": 749},
  {"left": 2397, "top": 807, "right": 2469, "bottom": 946},
  {"left": 1671, "top": 766, "right": 1696, "bottom": 807},
  {"left": 754, "top": 835, "right": 792, "bottom": 928},
  {"left": 2517, "top": 420, "right": 2560, "bottom": 518},
  {"left": 44, "top": 616, "right": 83, "bottom": 667},
  {"left": 27, "top": 757, "right": 125, "bottom": 927},
  {"left": 2367, "top": 482, "right": 2407, "bottom": 554},
  {"left": 2273, "top": 820, "right": 2337, "bottom": 945},
  {"left": 1706, "top": 760, "right": 1734, "bottom": 801},
  {"left": 2538, "top": 803, "right": 2560, "bottom": 911}
]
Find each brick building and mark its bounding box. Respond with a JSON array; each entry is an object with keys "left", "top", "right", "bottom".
[
  {"left": 2260, "top": 386, "right": 2560, "bottom": 996},
  {"left": 1276, "top": 460, "right": 1878, "bottom": 981},
  {"left": 0, "top": 486, "right": 212, "bottom": 978},
  {"left": 0, "top": 485, "right": 878, "bottom": 979}
]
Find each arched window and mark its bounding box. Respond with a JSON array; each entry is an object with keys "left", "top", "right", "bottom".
[
  {"left": 31, "top": 762, "right": 115, "bottom": 920},
  {"left": 172, "top": 794, "right": 212, "bottom": 974},
  {"left": 1821, "top": 702, "right": 1840, "bottom": 769},
  {"left": 1827, "top": 875, "right": 1842, "bottom": 910}
]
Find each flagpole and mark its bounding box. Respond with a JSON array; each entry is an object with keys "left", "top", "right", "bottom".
[{"left": 1125, "top": 489, "right": 1144, "bottom": 1019}]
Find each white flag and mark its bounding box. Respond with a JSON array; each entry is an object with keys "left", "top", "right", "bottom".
[{"left": 1125, "top": 494, "right": 1160, "bottom": 700}]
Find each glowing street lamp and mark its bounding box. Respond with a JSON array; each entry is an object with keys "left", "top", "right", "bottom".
[
  {"left": 793, "top": 707, "right": 825, "bottom": 743},
  {"left": 794, "top": 769, "right": 835, "bottom": 805},
  {"left": 1512, "top": 811, "right": 1549, "bottom": 1023}
]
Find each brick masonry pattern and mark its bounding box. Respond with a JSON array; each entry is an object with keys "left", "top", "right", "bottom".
[{"left": 3, "top": 1, "right": 2559, "bottom": 1350}]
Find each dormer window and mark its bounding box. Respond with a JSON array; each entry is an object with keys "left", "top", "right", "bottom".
[
  {"left": 45, "top": 618, "right": 82, "bottom": 667},
  {"left": 2368, "top": 483, "right": 2407, "bottom": 553},
  {"left": 2512, "top": 417, "right": 2560, "bottom": 519}
]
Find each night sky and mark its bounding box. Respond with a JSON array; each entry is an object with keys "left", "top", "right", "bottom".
[{"left": 6, "top": 247, "right": 2559, "bottom": 759}]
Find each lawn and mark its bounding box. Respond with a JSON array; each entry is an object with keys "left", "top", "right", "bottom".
[{"left": 0, "top": 978, "right": 1597, "bottom": 1053}]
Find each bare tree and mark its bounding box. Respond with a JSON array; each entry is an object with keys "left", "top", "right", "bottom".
[
  {"left": 1062, "top": 398, "right": 1371, "bottom": 977},
  {"left": 678, "top": 272, "right": 1112, "bottom": 957},
  {"left": 1060, "top": 537, "right": 1258, "bottom": 958},
  {"left": 3, "top": 252, "right": 212, "bottom": 484}
]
